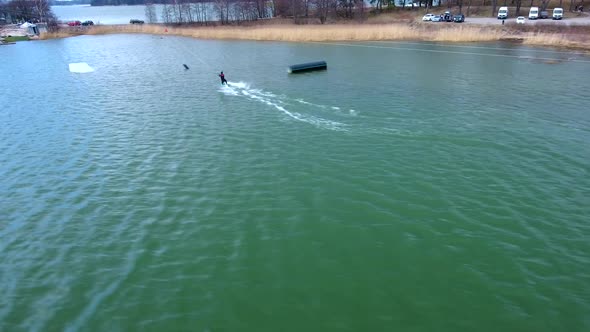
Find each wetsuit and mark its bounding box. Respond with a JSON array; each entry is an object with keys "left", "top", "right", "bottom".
[{"left": 219, "top": 73, "right": 227, "bottom": 85}]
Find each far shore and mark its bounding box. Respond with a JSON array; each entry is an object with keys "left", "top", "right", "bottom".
[{"left": 37, "top": 22, "right": 590, "bottom": 51}]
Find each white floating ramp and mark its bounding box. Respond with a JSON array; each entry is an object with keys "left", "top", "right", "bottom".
[{"left": 69, "top": 63, "right": 94, "bottom": 73}]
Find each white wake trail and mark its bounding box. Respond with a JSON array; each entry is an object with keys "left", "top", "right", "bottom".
[{"left": 220, "top": 82, "right": 347, "bottom": 131}]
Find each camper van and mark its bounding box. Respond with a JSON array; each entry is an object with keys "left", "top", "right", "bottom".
[
  {"left": 553, "top": 7, "right": 564, "bottom": 20},
  {"left": 529, "top": 7, "right": 539, "bottom": 19},
  {"left": 498, "top": 7, "right": 509, "bottom": 19}
]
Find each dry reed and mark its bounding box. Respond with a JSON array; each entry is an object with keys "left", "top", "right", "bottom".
[{"left": 40, "top": 23, "right": 590, "bottom": 51}]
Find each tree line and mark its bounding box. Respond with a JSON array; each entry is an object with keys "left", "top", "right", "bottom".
[
  {"left": 142, "top": 0, "right": 373, "bottom": 25},
  {"left": 49, "top": 0, "right": 91, "bottom": 5},
  {"left": 146, "top": 0, "right": 272, "bottom": 24},
  {"left": 91, "top": 0, "right": 153, "bottom": 5},
  {"left": 274, "top": 0, "right": 367, "bottom": 23},
  {"left": 0, "top": 0, "right": 58, "bottom": 29}
]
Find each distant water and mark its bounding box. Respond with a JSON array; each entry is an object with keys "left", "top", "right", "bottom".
[
  {"left": 1, "top": 35, "right": 590, "bottom": 331},
  {"left": 52, "top": 5, "right": 165, "bottom": 24}
]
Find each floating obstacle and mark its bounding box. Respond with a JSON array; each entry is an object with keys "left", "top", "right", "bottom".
[
  {"left": 288, "top": 61, "right": 327, "bottom": 74},
  {"left": 68, "top": 63, "right": 94, "bottom": 73},
  {"left": 183, "top": 64, "right": 189, "bottom": 70}
]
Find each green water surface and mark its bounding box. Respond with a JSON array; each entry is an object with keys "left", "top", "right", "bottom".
[{"left": 1, "top": 35, "right": 589, "bottom": 331}]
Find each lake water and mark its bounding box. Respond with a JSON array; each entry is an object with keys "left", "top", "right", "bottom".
[{"left": 1, "top": 35, "right": 590, "bottom": 331}]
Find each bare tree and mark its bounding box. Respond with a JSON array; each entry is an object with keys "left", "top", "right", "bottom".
[
  {"left": 231, "top": 0, "right": 258, "bottom": 22},
  {"left": 214, "top": 0, "right": 231, "bottom": 24},
  {"left": 161, "top": 3, "right": 173, "bottom": 23},
  {"left": 355, "top": 0, "right": 365, "bottom": 20},
  {"left": 370, "top": 0, "right": 385, "bottom": 12},
  {"left": 6, "top": 0, "right": 55, "bottom": 24},
  {"left": 8, "top": 0, "right": 34, "bottom": 22},
  {"left": 339, "top": 0, "right": 355, "bottom": 18},
  {"left": 32, "top": 0, "right": 48, "bottom": 21},
  {"left": 172, "top": 0, "right": 183, "bottom": 23},
  {"left": 145, "top": 2, "right": 157, "bottom": 23},
  {"left": 33, "top": 0, "right": 57, "bottom": 30},
  {"left": 273, "top": 0, "right": 312, "bottom": 23},
  {"left": 314, "top": 0, "right": 336, "bottom": 23},
  {"left": 2, "top": 0, "right": 57, "bottom": 29},
  {"left": 0, "top": 4, "right": 9, "bottom": 24},
  {"left": 253, "top": 0, "right": 268, "bottom": 18},
  {"left": 195, "top": 1, "right": 210, "bottom": 24},
  {"left": 515, "top": 0, "right": 522, "bottom": 15},
  {"left": 304, "top": 0, "right": 312, "bottom": 17},
  {"left": 181, "top": 0, "right": 192, "bottom": 23},
  {"left": 291, "top": 0, "right": 304, "bottom": 22},
  {"left": 272, "top": 0, "right": 290, "bottom": 17}
]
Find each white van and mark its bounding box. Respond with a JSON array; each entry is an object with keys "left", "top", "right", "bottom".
[
  {"left": 498, "top": 6, "right": 509, "bottom": 19},
  {"left": 529, "top": 7, "right": 539, "bottom": 19},
  {"left": 553, "top": 7, "right": 564, "bottom": 20}
]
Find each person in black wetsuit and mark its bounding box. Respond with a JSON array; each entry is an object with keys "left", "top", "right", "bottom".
[{"left": 219, "top": 71, "right": 228, "bottom": 85}]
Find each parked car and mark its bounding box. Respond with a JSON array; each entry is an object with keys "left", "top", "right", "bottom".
[
  {"left": 453, "top": 14, "right": 465, "bottom": 23},
  {"left": 540, "top": 10, "right": 549, "bottom": 19},
  {"left": 498, "top": 6, "right": 509, "bottom": 19},
  {"left": 422, "top": 14, "right": 436, "bottom": 21},
  {"left": 81, "top": 20, "right": 94, "bottom": 26},
  {"left": 529, "top": 6, "right": 539, "bottom": 19},
  {"left": 67, "top": 21, "right": 81, "bottom": 26},
  {"left": 444, "top": 11, "right": 453, "bottom": 22},
  {"left": 516, "top": 16, "right": 525, "bottom": 24},
  {"left": 130, "top": 19, "right": 144, "bottom": 24},
  {"left": 432, "top": 16, "right": 442, "bottom": 22},
  {"left": 552, "top": 8, "right": 564, "bottom": 20}
]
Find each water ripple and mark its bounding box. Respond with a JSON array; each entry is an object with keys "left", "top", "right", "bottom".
[{"left": 1, "top": 35, "right": 589, "bottom": 331}]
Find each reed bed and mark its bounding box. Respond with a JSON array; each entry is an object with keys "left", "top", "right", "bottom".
[
  {"left": 40, "top": 23, "right": 590, "bottom": 51},
  {"left": 523, "top": 32, "right": 589, "bottom": 50}
]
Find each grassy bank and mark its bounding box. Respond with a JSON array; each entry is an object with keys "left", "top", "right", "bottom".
[
  {"left": 40, "top": 23, "right": 590, "bottom": 51},
  {"left": 3, "top": 35, "right": 30, "bottom": 42}
]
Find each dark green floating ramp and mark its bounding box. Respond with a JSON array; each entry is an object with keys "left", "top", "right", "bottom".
[{"left": 288, "top": 61, "right": 327, "bottom": 74}]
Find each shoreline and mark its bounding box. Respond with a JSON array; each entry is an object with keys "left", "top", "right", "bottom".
[{"left": 38, "top": 23, "right": 590, "bottom": 51}]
